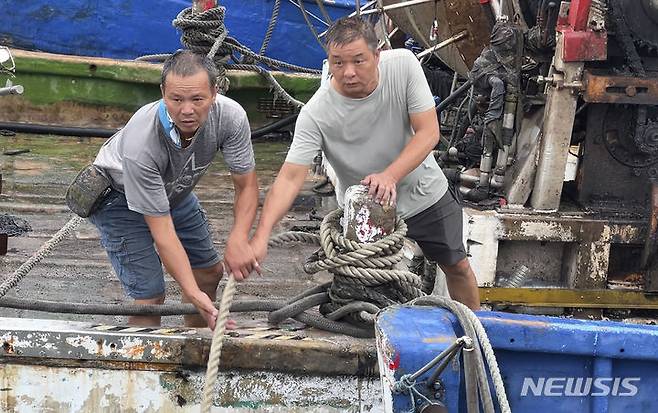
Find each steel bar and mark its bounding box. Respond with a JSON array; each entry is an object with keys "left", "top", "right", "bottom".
[
  {"left": 480, "top": 287, "right": 658, "bottom": 309},
  {"left": 416, "top": 31, "right": 468, "bottom": 58},
  {"left": 359, "top": 0, "right": 435, "bottom": 16}
]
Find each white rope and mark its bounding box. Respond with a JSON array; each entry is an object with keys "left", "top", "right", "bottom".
[
  {"left": 460, "top": 301, "right": 511, "bottom": 412},
  {"left": 0, "top": 215, "right": 83, "bottom": 298},
  {"left": 201, "top": 274, "right": 237, "bottom": 412}
]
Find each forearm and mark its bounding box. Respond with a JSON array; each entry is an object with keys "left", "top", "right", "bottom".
[
  {"left": 229, "top": 179, "right": 259, "bottom": 241},
  {"left": 156, "top": 237, "right": 200, "bottom": 296}
]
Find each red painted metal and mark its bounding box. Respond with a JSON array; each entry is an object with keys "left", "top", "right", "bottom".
[
  {"left": 192, "top": 0, "right": 217, "bottom": 13},
  {"left": 562, "top": 31, "right": 607, "bottom": 61},
  {"left": 557, "top": 0, "right": 607, "bottom": 62},
  {"left": 568, "top": 0, "right": 592, "bottom": 31}
]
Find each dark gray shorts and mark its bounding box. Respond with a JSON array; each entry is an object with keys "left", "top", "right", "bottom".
[{"left": 405, "top": 188, "right": 467, "bottom": 266}]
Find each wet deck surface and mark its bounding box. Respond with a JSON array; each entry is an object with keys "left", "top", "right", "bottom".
[{"left": 0, "top": 134, "right": 369, "bottom": 350}]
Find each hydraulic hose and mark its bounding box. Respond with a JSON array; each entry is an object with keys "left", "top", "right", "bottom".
[{"left": 0, "top": 113, "right": 299, "bottom": 140}]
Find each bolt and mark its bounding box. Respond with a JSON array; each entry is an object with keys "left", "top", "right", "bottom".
[{"left": 625, "top": 86, "right": 637, "bottom": 97}]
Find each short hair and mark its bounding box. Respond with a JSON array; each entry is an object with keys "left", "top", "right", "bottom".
[
  {"left": 324, "top": 16, "right": 378, "bottom": 52},
  {"left": 161, "top": 50, "right": 218, "bottom": 91}
]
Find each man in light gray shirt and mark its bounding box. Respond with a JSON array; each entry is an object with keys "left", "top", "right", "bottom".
[
  {"left": 90, "top": 51, "right": 259, "bottom": 329},
  {"left": 249, "top": 17, "right": 479, "bottom": 309}
]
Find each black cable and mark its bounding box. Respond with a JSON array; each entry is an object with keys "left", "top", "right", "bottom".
[
  {"left": 250, "top": 113, "right": 298, "bottom": 139},
  {"left": 0, "top": 114, "right": 299, "bottom": 140}
]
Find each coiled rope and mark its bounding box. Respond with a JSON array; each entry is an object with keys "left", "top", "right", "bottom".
[
  {"left": 137, "top": 5, "right": 320, "bottom": 106},
  {"left": 268, "top": 209, "right": 424, "bottom": 325}
]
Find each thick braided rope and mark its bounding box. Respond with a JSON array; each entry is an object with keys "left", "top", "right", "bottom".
[
  {"left": 268, "top": 209, "right": 423, "bottom": 323},
  {"left": 259, "top": 0, "right": 281, "bottom": 56},
  {"left": 0, "top": 215, "right": 83, "bottom": 298},
  {"left": 201, "top": 274, "right": 237, "bottom": 413},
  {"left": 168, "top": 6, "right": 317, "bottom": 105},
  {"left": 309, "top": 210, "right": 423, "bottom": 292},
  {"left": 173, "top": 7, "right": 321, "bottom": 74}
]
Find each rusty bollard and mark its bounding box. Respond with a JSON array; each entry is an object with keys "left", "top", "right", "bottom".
[{"left": 343, "top": 184, "right": 396, "bottom": 243}]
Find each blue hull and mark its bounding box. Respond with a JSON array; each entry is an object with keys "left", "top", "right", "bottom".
[
  {"left": 0, "top": 0, "right": 354, "bottom": 69},
  {"left": 376, "top": 306, "right": 658, "bottom": 412}
]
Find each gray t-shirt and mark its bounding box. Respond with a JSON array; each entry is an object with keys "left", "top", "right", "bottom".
[
  {"left": 94, "top": 95, "right": 255, "bottom": 216},
  {"left": 286, "top": 48, "right": 448, "bottom": 219}
]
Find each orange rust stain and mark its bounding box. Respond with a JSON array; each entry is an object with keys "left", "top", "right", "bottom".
[
  {"left": 151, "top": 342, "right": 168, "bottom": 359},
  {"left": 479, "top": 316, "right": 549, "bottom": 329},
  {"left": 422, "top": 336, "right": 454, "bottom": 344},
  {"left": 124, "top": 345, "right": 145, "bottom": 359},
  {"left": 2, "top": 338, "right": 15, "bottom": 355}
]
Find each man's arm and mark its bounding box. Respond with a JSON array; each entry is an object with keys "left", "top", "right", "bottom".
[
  {"left": 250, "top": 162, "right": 310, "bottom": 263},
  {"left": 144, "top": 214, "right": 219, "bottom": 329},
  {"left": 223, "top": 170, "right": 259, "bottom": 279},
  {"left": 361, "top": 108, "right": 440, "bottom": 205}
]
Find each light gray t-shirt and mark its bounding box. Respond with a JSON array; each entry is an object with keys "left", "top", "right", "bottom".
[
  {"left": 286, "top": 48, "right": 448, "bottom": 219},
  {"left": 94, "top": 95, "right": 255, "bottom": 216}
]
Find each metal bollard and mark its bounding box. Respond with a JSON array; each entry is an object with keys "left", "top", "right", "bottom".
[{"left": 342, "top": 184, "right": 396, "bottom": 243}]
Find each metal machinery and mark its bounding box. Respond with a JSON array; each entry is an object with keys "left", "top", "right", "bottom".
[{"left": 384, "top": 0, "right": 658, "bottom": 311}]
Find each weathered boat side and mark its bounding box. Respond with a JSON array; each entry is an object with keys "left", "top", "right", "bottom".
[
  {"left": 0, "top": 49, "right": 321, "bottom": 129},
  {"left": 0, "top": 0, "right": 354, "bottom": 69},
  {"left": 376, "top": 306, "right": 658, "bottom": 412},
  {"left": 1, "top": 317, "right": 382, "bottom": 412}
]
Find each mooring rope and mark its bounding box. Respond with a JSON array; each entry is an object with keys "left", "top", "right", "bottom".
[
  {"left": 0, "top": 215, "right": 82, "bottom": 299},
  {"left": 268, "top": 209, "right": 424, "bottom": 326},
  {"left": 201, "top": 274, "right": 236, "bottom": 412},
  {"left": 259, "top": 0, "right": 281, "bottom": 56},
  {"left": 411, "top": 296, "right": 511, "bottom": 413},
  {"left": 137, "top": 5, "right": 320, "bottom": 106}
]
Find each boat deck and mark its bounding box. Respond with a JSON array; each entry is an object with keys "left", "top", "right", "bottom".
[{"left": 0, "top": 134, "right": 378, "bottom": 381}]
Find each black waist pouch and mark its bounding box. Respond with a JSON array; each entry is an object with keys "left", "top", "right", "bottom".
[{"left": 66, "top": 164, "right": 112, "bottom": 218}]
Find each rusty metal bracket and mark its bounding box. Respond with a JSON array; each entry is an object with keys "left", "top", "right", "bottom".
[
  {"left": 583, "top": 72, "right": 658, "bottom": 105},
  {"left": 481, "top": 287, "right": 658, "bottom": 309}
]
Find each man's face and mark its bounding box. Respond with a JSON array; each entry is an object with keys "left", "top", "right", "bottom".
[
  {"left": 161, "top": 71, "right": 216, "bottom": 138},
  {"left": 328, "top": 38, "right": 379, "bottom": 99}
]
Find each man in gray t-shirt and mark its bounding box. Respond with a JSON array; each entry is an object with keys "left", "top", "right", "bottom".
[
  {"left": 88, "top": 51, "right": 259, "bottom": 329},
  {"left": 248, "top": 17, "right": 479, "bottom": 310}
]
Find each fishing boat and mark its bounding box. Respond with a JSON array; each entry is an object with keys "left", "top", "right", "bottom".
[
  {"left": 376, "top": 305, "right": 658, "bottom": 412},
  {"left": 0, "top": 0, "right": 355, "bottom": 70}
]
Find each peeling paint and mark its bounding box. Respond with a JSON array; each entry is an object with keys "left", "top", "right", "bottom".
[{"left": 0, "top": 364, "right": 383, "bottom": 412}]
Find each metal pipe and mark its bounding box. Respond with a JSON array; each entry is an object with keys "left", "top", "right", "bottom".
[
  {"left": 359, "top": 0, "right": 435, "bottom": 16},
  {"left": 489, "top": 0, "right": 503, "bottom": 18},
  {"left": 407, "top": 337, "right": 472, "bottom": 382},
  {"left": 319, "top": 1, "right": 376, "bottom": 36},
  {"left": 0, "top": 85, "right": 23, "bottom": 96},
  {"left": 455, "top": 171, "right": 504, "bottom": 188},
  {"left": 435, "top": 78, "right": 475, "bottom": 113},
  {"left": 416, "top": 31, "right": 468, "bottom": 59}
]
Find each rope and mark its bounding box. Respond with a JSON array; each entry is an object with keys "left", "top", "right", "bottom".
[
  {"left": 0, "top": 215, "right": 82, "bottom": 298},
  {"left": 411, "top": 296, "right": 511, "bottom": 413},
  {"left": 259, "top": 0, "right": 281, "bottom": 56},
  {"left": 201, "top": 274, "right": 236, "bottom": 413},
  {"left": 314, "top": 0, "right": 334, "bottom": 26},
  {"left": 169, "top": 5, "right": 319, "bottom": 103},
  {"left": 296, "top": 0, "right": 327, "bottom": 53},
  {"left": 267, "top": 209, "right": 424, "bottom": 329}
]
